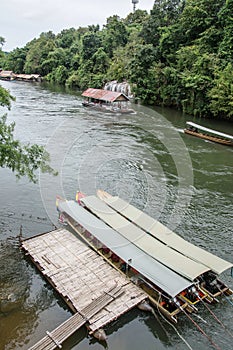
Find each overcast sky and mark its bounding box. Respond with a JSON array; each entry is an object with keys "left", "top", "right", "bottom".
[{"left": 1, "top": 0, "right": 154, "bottom": 52}]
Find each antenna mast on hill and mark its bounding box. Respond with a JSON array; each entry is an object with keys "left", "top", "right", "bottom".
[{"left": 132, "top": 0, "right": 139, "bottom": 12}]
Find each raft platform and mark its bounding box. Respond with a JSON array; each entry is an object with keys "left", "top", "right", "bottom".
[{"left": 21, "top": 228, "right": 146, "bottom": 349}]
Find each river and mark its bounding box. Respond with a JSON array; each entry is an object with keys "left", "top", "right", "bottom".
[{"left": 0, "top": 80, "right": 232, "bottom": 350}]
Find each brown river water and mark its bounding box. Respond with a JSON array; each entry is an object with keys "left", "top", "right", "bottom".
[{"left": 0, "top": 80, "right": 232, "bottom": 350}]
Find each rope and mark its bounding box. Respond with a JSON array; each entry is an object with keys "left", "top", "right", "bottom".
[
  {"left": 216, "top": 284, "right": 233, "bottom": 307},
  {"left": 192, "top": 313, "right": 207, "bottom": 324},
  {"left": 197, "top": 295, "right": 233, "bottom": 339},
  {"left": 224, "top": 295, "right": 233, "bottom": 307},
  {"left": 156, "top": 294, "right": 194, "bottom": 350},
  {"left": 180, "top": 306, "right": 222, "bottom": 350},
  {"left": 150, "top": 307, "right": 170, "bottom": 340}
]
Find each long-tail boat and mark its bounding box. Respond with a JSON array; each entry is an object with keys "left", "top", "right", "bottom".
[
  {"left": 56, "top": 192, "right": 232, "bottom": 323},
  {"left": 96, "top": 190, "right": 233, "bottom": 300},
  {"left": 184, "top": 121, "right": 233, "bottom": 146}
]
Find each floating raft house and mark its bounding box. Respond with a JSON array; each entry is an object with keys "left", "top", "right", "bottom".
[{"left": 82, "top": 88, "right": 129, "bottom": 103}]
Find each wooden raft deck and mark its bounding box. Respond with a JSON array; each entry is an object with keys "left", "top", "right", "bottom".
[
  {"left": 21, "top": 228, "right": 146, "bottom": 346},
  {"left": 28, "top": 284, "right": 123, "bottom": 350}
]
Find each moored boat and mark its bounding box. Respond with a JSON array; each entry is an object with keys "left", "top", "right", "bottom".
[
  {"left": 96, "top": 190, "right": 233, "bottom": 300},
  {"left": 56, "top": 192, "right": 232, "bottom": 323},
  {"left": 184, "top": 121, "right": 233, "bottom": 146},
  {"left": 96, "top": 190, "right": 233, "bottom": 278}
]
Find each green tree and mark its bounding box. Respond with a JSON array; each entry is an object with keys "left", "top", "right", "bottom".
[
  {"left": 0, "top": 36, "right": 5, "bottom": 61},
  {"left": 24, "top": 32, "right": 56, "bottom": 75},
  {"left": 66, "top": 72, "right": 80, "bottom": 88},
  {"left": 179, "top": 0, "right": 224, "bottom": 43},
  {"left": 0, "top": 85, "right": 57, "bottom": 182},
  {"left": 102, "top": 15, "right": 129, "bottom": 57},
  {"left": 0, "top": 36, "right": 5, "bottom": 48},
  {"left": 81, "top": 30, "right": 102, "bottom": 61},
  {"left": 158, "top": 24, "right": 185, "bottom": 64},
  {"left": 0, "top": 85, "right": 15, "bottom": 109},
  {"left": 1, "top": 47, "right": 28, "bottom": 73},
  {"left": 217, "top": 0, "right": 233, "bottom": 61},
  {"left": 124, "top": 9, "right": 149, "bottom": 26},
  {"left": 141, "top": 0, "right": 184, "bottom": 46},
  {"left": 106, "top": 46, "right": 130, "bottom": 81},
  {"left": 41, "top": 48, "right": 67, "bottom": 76},
  {"left": 148, "top": 63, "right": 181, "bottom": 106},
  {"left": 208, "top": 63, "right": 233, "bottom": 119},
  {"left": 55, "top": 28, "right": 78, "bottom": 49},
  {"left": 92, "top": 48, "right": 109, "bottom": 74},
  {"left": 175, "top": 46, "right": 217, "bottom": 116},
  {"left": 128, "top": 43, "right": 157, "bottom": 101},
  {"left": 47, "top": 65, "right": 69, "bottom": 85}
]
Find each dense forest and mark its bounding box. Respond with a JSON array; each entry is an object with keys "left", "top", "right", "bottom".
[{"left": 0, "top": 0, "right": 233, "bottom": 120}]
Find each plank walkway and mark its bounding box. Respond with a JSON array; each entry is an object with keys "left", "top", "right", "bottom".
[
  {"left": 28, "top": 284, "right": 123, "bottom": 350},
  {"left": 22, "top": 228, "right": 146, "bottom": 348}
]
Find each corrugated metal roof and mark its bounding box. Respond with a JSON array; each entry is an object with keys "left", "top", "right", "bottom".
[
  {"left": 0, "top": 70, "right": 14, "bottom": 77},
  {"left": 58, "top": 200, "right": 193, "bottom": 297},
  {"left": 100, "top": 195, "right": 233, "bottom": 275},
  {"left": 16, "top": 74, "right": 41, "bottom": 79},
  {"left": 82, "top": 88, "right": 129, "bottom": 102},
  {"left": 81, "top": 196, "right": 210, "bottom": 281}
]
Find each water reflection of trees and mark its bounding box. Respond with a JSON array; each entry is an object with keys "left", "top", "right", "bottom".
[{"left": 0, "top": 238, "right": 66, "bottom": 349}]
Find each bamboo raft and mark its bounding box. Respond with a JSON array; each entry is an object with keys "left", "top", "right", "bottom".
[
  {"left": 21, "top": 228, "right": 147, "bottom": 349},
  {"left": 28, "top": 284, "right": 124, "bottom": 350}
]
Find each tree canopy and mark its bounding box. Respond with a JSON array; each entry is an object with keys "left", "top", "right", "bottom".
[
  {"left": 1, "top": 1, "right": 233, "bottom": 120},
  {"left": 0, "top": 85, "right": 57, "bottom": 182}
]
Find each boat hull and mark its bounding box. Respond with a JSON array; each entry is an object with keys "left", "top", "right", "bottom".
[
  {"left": 184, "top": 129, "right": 233, "bottom": 146},
  {"left": 82, "top": 101, "right": 135, "bottom": 114}
]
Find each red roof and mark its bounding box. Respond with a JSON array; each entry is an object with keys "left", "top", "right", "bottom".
[{"left": 82, "top": 88, "right": 129, "bottom": 102}]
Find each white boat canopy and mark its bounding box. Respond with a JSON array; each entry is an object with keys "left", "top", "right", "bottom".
[
  {"left": 81, "top": 196, "right": 210, "bottom": 281},
  {"left": 58, "top": 199, "right": 193, "bottom": 297},
  {"left": 186, "top": 122, "right": 233, "bottom": 141},
  {"left": 98, "top": 194, "right": 233, "bottom": 275}
]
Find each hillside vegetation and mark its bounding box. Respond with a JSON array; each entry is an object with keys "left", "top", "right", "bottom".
[{"left": 1, "top": 0, "right": 233, "bottom": 120}]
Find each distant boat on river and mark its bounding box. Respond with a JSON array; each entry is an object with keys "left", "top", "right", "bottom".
[{"left": 184, "top": 121, "right": 233, "bottom": 146}]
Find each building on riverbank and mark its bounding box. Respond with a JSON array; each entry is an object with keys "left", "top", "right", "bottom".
[
  {"left": 0, "top": 69, "right": 42, "bottom": 82},
  {"left": 0, "top": 70, "right": 15, "bottom": 80}
]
